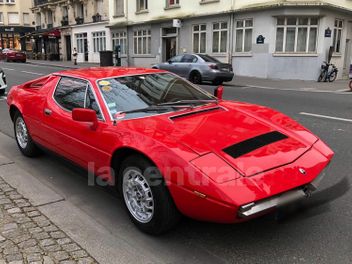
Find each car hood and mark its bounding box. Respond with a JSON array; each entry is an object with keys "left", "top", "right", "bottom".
[{"left": 122, "top": 101, "right": 318, "bottom": 177}]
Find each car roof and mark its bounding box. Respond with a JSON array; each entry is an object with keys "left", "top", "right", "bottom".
[{"left": 55, "top": 67, "right": 165, "bottom": 81}]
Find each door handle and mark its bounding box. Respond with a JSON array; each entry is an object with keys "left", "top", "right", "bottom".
[{"left": 44, "top": 108, "right": 52, "bottom": 116}]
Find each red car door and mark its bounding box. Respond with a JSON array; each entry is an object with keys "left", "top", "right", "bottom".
[{"left": 41, "top": 76, "right": 111, "bottom": 173}]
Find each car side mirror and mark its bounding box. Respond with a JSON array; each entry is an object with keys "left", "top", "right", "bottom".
[
  {"left": 72, "top": 108, "right": 98, "bottom": 130},
  {"left": 168, "top": 60, "right": 172, "bottom": 64},
  {"left": 214, "top": 86, "right": 224, "bottom": 100}
]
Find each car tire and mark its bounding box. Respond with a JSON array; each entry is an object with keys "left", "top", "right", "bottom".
[
  {"left": 0, "top": 89, "right": 5, "bottom": 96},
  {"left": 119, "top": 155, "right": 180, "bottom": 235},
  {"left": 189, "top": 71, "right": 202, "bottom": 84},
  {"left": 329, "top": 71, "right": 337, "bottom": 82},
  {"left": 212, "top": 80, "right": 223, "bottom": 86},
  {"left": 14, "top": 112, "right": 41, "bottom": 157}
]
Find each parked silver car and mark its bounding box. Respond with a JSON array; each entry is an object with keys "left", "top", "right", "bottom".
[
  {"left": 0, "top": 68, "right": 7, "bottom": 96},
  {"left": 153, "top": 54, "right": 234, "bottom": 85}
]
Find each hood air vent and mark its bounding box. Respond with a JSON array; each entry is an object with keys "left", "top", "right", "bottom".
[{"left": 223, "top": 131, "right": 288, "bottom": 159}]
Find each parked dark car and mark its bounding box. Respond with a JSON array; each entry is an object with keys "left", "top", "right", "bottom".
[
  {"left": 153, "top": 54, "right": 234, "bottom": 85},
  {"left": 0, "top": 48, "right": 27, "bottom": 63}
]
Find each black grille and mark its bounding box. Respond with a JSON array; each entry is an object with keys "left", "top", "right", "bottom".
[{"left": 223, "top": 131, "right": 288, "bottom": 159}]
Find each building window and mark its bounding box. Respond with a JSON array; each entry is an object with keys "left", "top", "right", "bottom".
[
  {"left": 193, "top": 24, "right": 206, "bottom": 54},
  {"left": 235, "top": 19, "right": 253, "bottom": 53},
  {"left": 166, "top": 0, "right": 179, "bottom": 8},
  {"left": 333, "top": 19, "right": 343, "bottom": 53},
  {"left": 212, "top": 22, "right": 228, "bottom": 53},
  {"left": 112, "top": 31, "right": 127, "bottom": 55},
  {"left": 92, "top": 31, "right": 106, "bottom": 52},
  {"left": 4, "top": 0, "right": 15, "bottom": 4},
  {"left": 133, "top": 30, "right": 151, "bottom": 55},
  {"left": 76, "top": 2, "right": 84, "bottom": 18},
  {"left": 137, "top": 0, "right": 148, "bottom": 12},
  {"left": 96, "top": 0, "right": 104, "bottom": 15},
  {"left": 114, "top": 0, "right": 124, "bottom": 16},
  {"left": 275, "top": 17, "right": 318, "bottom": 53},
  {"left": 76, "top": 33, "right": 87, "bottom": 53},
  {"left": 23, "top": 13, "right": 30, "bottom": 26},
  {"left": 8, "top": 12, "right": 19, "bottom": 25},
  {"left": 0, "top": 13, "right": 3, "bottom": 24}
]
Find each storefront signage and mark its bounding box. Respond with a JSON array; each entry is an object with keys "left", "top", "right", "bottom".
[
  {"left": 325, "top": 28, "right": 332, "bottom": 38},
  {"left": 256, "top": 35, "right": 265, "bottom": 44},
  {"left": 4, "top": 28, "right": 15, "bottom": 32}
]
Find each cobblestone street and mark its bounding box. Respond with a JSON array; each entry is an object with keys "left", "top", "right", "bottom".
[{"left": 0, "top": 177, "right": 97, "bottom": 264}]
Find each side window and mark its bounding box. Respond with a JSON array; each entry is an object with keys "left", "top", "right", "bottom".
[
  {"left": 169, "top": 55, "right": 183, "bottom": 63},
  {"left": 54, "top": 77, "right": 87, "bottom": 111},
  {"left": 182, "top": 55, "right": 197, "bottom": 63},
  {"left": 85, "top": 86, "right": 103, "bottom": 120}
]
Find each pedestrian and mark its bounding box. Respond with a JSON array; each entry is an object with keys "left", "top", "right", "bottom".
[{"left": 72, "top": 48, "right": 78, "bottom": 65}]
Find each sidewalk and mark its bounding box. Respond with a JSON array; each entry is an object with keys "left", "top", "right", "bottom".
[
  {"left": 230, "top": 75, "right": 351, "bottom": 92},
  {"left": 27, "top": 60, "right": 100, "bottom": 70},
  {"left": 0, "top": 175, "right": 97, "bottom": 263}
]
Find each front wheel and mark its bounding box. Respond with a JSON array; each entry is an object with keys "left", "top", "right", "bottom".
[
  {"left": 329, "top": 71, "right": 338, "bottom": 82},
  {"left": 0, "top": 89, "right": 5, "bottom": 96},
  {"left": 14, "top": 112, "right": 41, "bottom": 157},
  {"left": 119, "top": 155, "right": 180, "bottom": 235},
  {"left": 189, "top": 71, "right": 202, "bottom": 84}
]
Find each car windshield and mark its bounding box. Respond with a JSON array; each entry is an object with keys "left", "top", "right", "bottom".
[
  {"left": 97, "top": 73, "right": 215, "bottom": 120},
  {"left": 197, "top": 54, "right": 221, "bottom": 63}
]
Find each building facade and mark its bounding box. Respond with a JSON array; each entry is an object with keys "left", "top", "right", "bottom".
[
  {"left": 0, "top": 0, "right": 35, "bottom": 51},
  {"left": 31, "top": 0, "right": 110, "bottom": 62},
  {"left": 108, "top": 0, "right": 352, "bottom": 80}
]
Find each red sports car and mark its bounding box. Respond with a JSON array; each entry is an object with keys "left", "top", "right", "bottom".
[
  {"left": 7, "top": 68, "right": 334, "bottom": 234},
  {"left": 0, "top": 48, "right": 27, "bottom": 63}
]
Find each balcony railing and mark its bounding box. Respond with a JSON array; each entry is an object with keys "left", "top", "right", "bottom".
[
  {"left": 34, "top": 0, "right": 48, "bottom": 6},
  {"left": 75, "top": 17, "right": 84, "bottom": 25},
  {"left": 61, "top": 16, "right": 69, "bottom": 26}
]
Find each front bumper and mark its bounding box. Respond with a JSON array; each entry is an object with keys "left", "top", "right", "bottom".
[{"left": 238, "top": 170, "right": 326, "bottom": 218}]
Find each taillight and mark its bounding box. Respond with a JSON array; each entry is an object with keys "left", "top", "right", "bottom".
[{"left": 209, "top": 64, "right": 218, "bottom": 70}]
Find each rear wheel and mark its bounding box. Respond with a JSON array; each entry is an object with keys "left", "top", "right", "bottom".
[
  {"left": 212, "top": 80, "right": 223, "bottom": 86},
  {"left": 189, "top": 71, "right": 202, "bottom": 84},
  {"left": 317, "top": 71, "right": 325, "bottom": 82},
  {"left": 14, "top": 112, "right": 41, "bottom": 157},
  {"left": 119, "top": 155, "right": 180, "bottom": 235}
]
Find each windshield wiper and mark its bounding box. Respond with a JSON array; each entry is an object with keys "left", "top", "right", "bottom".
[
  {"left": 158, "top": 99, "right": 218, "bottom": 106},
  {"left": 117, "top": 105, "right": 192, "bottom": 115}
]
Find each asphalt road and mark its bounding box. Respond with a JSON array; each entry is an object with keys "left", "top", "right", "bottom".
[{"left": 0, "top": 61, "right": 351, "bottom": 264}]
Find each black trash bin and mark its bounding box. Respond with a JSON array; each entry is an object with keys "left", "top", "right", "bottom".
[{"left": 100, "top": 50, "right": 114, "bottom": 66}]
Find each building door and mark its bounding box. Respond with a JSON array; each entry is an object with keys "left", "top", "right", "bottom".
[
  {"left": 65, "top": 35, "right": 72, "bottom": 61},
  {"left": 84, "top": 34, "right": 88, "bottom": 62},
  {"left": 162, "top": 27, "right": 178, "bottom": 62}
]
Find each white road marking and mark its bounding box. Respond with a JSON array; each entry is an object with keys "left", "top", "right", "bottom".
[
  {"left": 0, "top": 96, "right": 7, "bottom": 102},
  {"left": 20, "top": 71, "right": 44, "bottom": 76},
  {"left": 243, "top": 85, "right": 352, "bottom": 95},
  {"left": 2, "top": 67, "right": 15, "bottom": 71},
  {"left": 300, "top": 112, "right": 352, "bottom": 123}
]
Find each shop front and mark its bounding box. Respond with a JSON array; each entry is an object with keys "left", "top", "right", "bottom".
[
  {"left": 32, "top": 29, "right": 61, "bottom": 61},
  {"left": 0, "top": 26, "right": 34, "bottom": 51}
]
